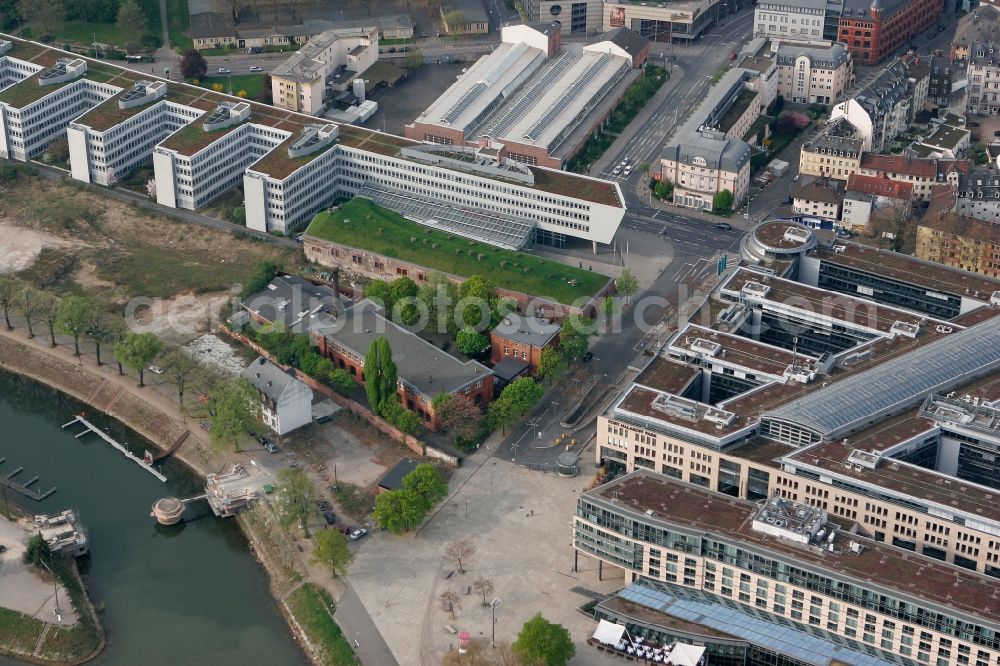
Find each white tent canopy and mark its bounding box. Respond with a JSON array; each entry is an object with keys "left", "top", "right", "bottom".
[
  {"left": 668, "top": 643, "right": 706, "bottom": 666},
  {"left": 592, "top": 619, "right": 627, "bottom": 646}
]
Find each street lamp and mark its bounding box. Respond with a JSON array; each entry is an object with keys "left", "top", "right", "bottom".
[
  {"left": 490, "top": 597, "right": 502, "bottom": 647},
  {"left": 93, "top": 33, "right": 97, "bottom": 59},
  {"left": 38, "top": 556, "right": 62, "bottom": 622}
]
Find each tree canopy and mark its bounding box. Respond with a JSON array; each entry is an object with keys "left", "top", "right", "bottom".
[
  {"left": 56, "top": 295, "right": 92, "bottom": 357},
  {"left": 455, "top": 326, "right": 490, "bottom": 356},
  {"left": 180, "top": 49, "right": 208, "bottom": 80},
  {"left": 277, "top": 467, "right": 320, "bottom": 537},
  {"left": 114, "top": 331, "right": 162, "bottom": 386},
  {"left": 713, "top": 189, "right": 734, "bottom": 214},
  {"left": 208, "top": 377, "right": 258, "bottom": 451},
  {"left": 513, "top": 613, "right": 576, "bottom": 666},
  {"left": 373, "top": 464, "right": 448, "bottom": 533},
  {"left": 311, "top": 528, "right": 353, "bottom": 577},
  {"left": 363, "top": 337, "right": 398, "bottom": 417}
]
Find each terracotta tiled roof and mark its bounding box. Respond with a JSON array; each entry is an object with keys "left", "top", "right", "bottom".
[
  {"left": 859, "top": 153, "right": 937, "bottom": 177},
  {"left": 846, "top": 173, "right": 914, "bottom": 199}
]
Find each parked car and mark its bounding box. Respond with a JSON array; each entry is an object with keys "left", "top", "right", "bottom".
[
  {"left": 249, "top": 65, "right": 261, "bottom": 72},
  {"left": 218, "top": 67, "right": 231, "bottom": 73},
  {"left": 349, "top": 528, "right": 368, "bottom": 541},
  {"left": 728, "top": 52, "right": 737, "bottom": 60},
  {"left": 148, "top": 365, "right": 164, "bottom": 374},
  {"left": 715, "top": 223, "right": 732, "bottom": 231},
  {"left": 323, "top": 511, "right": 336, "bottom": 525},
  {"left": 263, "top": 442, "right": 278, "bottom": 454},
  {"left": 338, "top": 525, "right": 352, "bottom": 535},
  {"left": 388, "top": 47, "right": 396, "bottom": 53}
]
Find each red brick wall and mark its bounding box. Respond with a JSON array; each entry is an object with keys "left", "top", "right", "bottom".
[
  {"left": 489, "top": 332, "right": 559, "bottom": 370},
  {"left": 403, "top": 122, "right": 467, "bottom": 146},
  {"left": 838, "top": 0, "right": 941, "bottom": 65}
]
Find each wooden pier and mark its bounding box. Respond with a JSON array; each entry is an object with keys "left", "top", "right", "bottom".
[
  {"left": 62, "top": 416, "right": 167, "bottom": 483},
  {"left": 0, "top": 459, "right": 56, "bottom": 501}
]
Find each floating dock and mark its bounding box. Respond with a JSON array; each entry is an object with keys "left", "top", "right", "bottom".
[
  {"left": 62, "top": 415, "right": 167, "bottom": 483},
  {"left": 0, "top": 459, "right": 56, "bottom": 501}
]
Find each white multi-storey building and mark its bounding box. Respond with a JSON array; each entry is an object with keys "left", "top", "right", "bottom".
[
  {"left": 754, "top": 0, "right": 828, "bottom": 40},
  {"left": 0, "top": 35, "right": 626, "bottom": 246}
]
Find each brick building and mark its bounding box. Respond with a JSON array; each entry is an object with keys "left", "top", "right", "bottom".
[
  {"left": 312, "top": 300, "right": 494, "bottom": 431},
  {"left": 837, "top": 0, "right": 943, "bottom": 66},
  {"left": 489, "top": 313, "right": 561, "bottom": 369},
  {"left": 916, "top": 214, "right": 1000, "bottom": 278}
]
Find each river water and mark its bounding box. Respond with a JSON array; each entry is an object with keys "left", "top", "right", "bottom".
[{"left": 0, "top": 372, "right": 307, "bottom": 666}]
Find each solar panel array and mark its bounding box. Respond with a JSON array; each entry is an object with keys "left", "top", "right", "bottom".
[
  {"left": 616, "top": 582, "right": 893, "bottom": 666},
  {"left": 523, "top": 54, "right": 612, "bottom": 142},
  {"left": 38, "top": 62, "right": 68, "bottom": 80},
  {"left": 440, "top": 42, "right": 532, "bottom": 126},
  {"left": 120, "top": 82, "right": 149, "bottom": 104},
  {"left": 483, "top": 50, "right": 579, "bottom": 140},
  {"left": 763, "top": 316, "right": 1000, "bottom": 439},
  {"left": 358, "top": 184, "right": 534, "bottom": 250},
  {"left": 205, "top": 105, "right": 231, "bottom": 125}
]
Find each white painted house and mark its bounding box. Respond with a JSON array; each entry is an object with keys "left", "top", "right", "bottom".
[{"left": 241, "top": 357, "right": 313, "bottom": 436}]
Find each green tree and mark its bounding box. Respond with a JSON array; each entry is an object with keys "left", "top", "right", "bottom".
[
  {"left": 56, "top": 295, "right": 92, "bottom": 357},
  {"left": 373, "top": 488, "right": 425, "bottom": 533},
  {"left": 500, "top": 376, "right": 543, "bottom": 416},
  {"left": 458, "top": 275, "right": 495, "bottom": 330},
  {"left": 487, "top": 396, "right": 515, "bottom": 436},
  {"left": 390, "top": 277, "right": 420, "bottom": 326},
  {"left": 0, "top": 276, "right": 17, "bottom": 331},
  {"left": 389, "top": 277, "right": 418, "bottom": 304},
  {"left": 114, "top": 331, "right": 162, "bottom": 386},
  {"left": 208, "top": 377, "right": 258, "bottom": 451},
  {"left": 713, "top": 189, "right": 734, "bottom": 214},
  {"left": 328, "top": 367, "right": 356, "bottom": 396},
  {"left": 37, "top": 292, "right": 60, "bottom": 348},
  {"left": 514, "top": 613, "right": 576, "bottom": 666},
  {"left": 455, "top": 326, "right": 490, "bottom": 356},
  {"left": 364, "top": 279, "right": 392, "bottom": 308},
  {"left": 18, "top": 284, "right": 40, "bottom": 339},
  {"left": 311, "top": 528, "right": 353, "bottom": 577},
  {"left": 18, "top": 0, "right": 63, "bottom": 36},
  {"left": 402, "top": 463, "right": 448, "bottom": 510},
  {"left": 393, "top": 407, "right": 422, "bottom": 435},
  {"left": 536, "top": 346, "right": 565, "bottom": 384},
  {"left": 654, "top": 179, "right": 673, "bottom": 200},
  {"left": 276, "top": 467, "right": 319, "bottom": 537},
  {"left": 558, "top": 316, "right": 594, "bottom": 363},
  {"left": 161, "top": 348, "right": 200, "bottom": 409},
  {"left": 601, "top": 295, "right": 617, "bottom": 320},
  {"left": 85, "top": 310, "right": 115, "bottom": 366},
  {"left": 444, "top": 9, "right": 466, "bottom": 33},
  {"left": 180, "top": 49, "right": 208, "bottom": 80},
  {"left": 419, "top": 272, "right": 458, "bottom": 335},
  {"left": 116, "top": 0, "right": 148, "bottom": 50},
  {"left": 435, "top": 393, "right": 482, "bottom": 444},
  {"left": 404, "top": 47, "right": 423, "bottom": 71},
  {"left": 616, "top": 268, "right": 639, "bottom": 305},
  {"left": 108, "top": 317, "right": 129, "bottom": 376},
  {"left": 363, "top": 337, "right": 397, "bottom": 417},
  {"left": 23, "top": 533, "right": 51, "bottom": 568}
]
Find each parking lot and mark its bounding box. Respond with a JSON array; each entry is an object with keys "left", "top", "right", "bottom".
[{"left": 366, "top": 62, "right": 466, "bottom": 135}]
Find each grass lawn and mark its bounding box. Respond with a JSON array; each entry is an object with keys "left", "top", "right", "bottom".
[
  {"left": 166, "top": 0, "right": 192, "bottom": 51},
  {"left": 305, "top": 198, "right": 610, "bottom": 305},
  {"left": 201, "top": 73, "right": 265, "bottom": 99},
  {"left": 0, "top": 607, "right": 44, "bottom": 656},
  {"left": 287, "top": 584, "right": 358, "bottom": 666},
  {"left": 331, "top": 483, "right": 376, "bottom": 520}
]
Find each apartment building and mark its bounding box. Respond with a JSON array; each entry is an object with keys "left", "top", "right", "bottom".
[
  {"left": 837, "top": 0, "right": 943, "bottom": 66},
  {"left": 791, "top": 177, "right": 843, "bottom": 219},
  {"left": 830, "top": 58, "right": 912, "bottom": 152},
  {"left": 856, "top": 153, "right": 969, "bottom": 201},
  {"left": 799, "top": 117, "right": 864, "bottom": 181},
  {"left": 754, "top": 0, "right": 828, "bottom": 41},
  {"left": 917, "top": 213, "right": 1000, "bottom": 278},
  {"left": 0, "top": 35, "right": 626, "bottom": 245},
  {"left": 774, "top": 40, "right": 853, "bottom": 104},
  {"left": 269, "top": 26, "right": 378, "bottom": 115},
  {"left": 577, "top": 471, "right": 1000, "bottom": 666},
  {"left": 965, "top": 41, "right": 1000, "bottom": 117},
  {"left": 956, "top": 169, "right": 1000, "bottom": 223},
  {"left": 929, "top": 55, "right": 957, "bottom": 107}
]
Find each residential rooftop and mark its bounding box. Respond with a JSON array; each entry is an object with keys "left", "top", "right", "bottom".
[{"left": 588, "top": 470, "right": 1000, "bottom": 628}]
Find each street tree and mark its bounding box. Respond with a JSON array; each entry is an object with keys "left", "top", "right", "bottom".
[
  {"left": 615, "top": 268, "right": 639, "bottom": 305},
  {"left": 363, "top": 337, "right": 397, "bottom": 417},
  {"left": 487, "top": 396, "right": 516, "bottom": 436},
  {"left": 373, "top": 488, "right": 425, "bottom": 533},
  {"left": 501, "top": 377, "right": 543, "bottom": 418},
  {"left": 180, "top": 49, "right": 207, "bottom": 80},
  {"left": 18, "top": 285, "right": 39, "bottom": 338},
  {"left": 404, "top": 48, "right": 423, "bottom": 71},
  {"left": 311, "top": 528, "right": 353, "bottom": 577},
  {"left": 207, "top": 377, "right": 258, "bottom": 452},
  {"left": 0, "top": 276, "right": 17, "bottom": 331},
  {"left": 277, "top": 467, "right": 319, "bottom": 537},
  {"left": 536, "top": 346, "right": 565, "bottom": 384},
  {"left": 473, "top": 575, "right": 495, "bottom": 606},
  {"left": 114, "top": 331, "right": 162, "bottom": 386},
  {"left": 56, "top": 295, "right": 92, "bottom": 357},
  {"left": 455, "top": 326, "right": 490, "bottom": 356},
  {"left": 444, "top": 538, "right": 477, "bottom": 574},
  {"left": 402, "top": 463, "right": 448, "bottom": 510},
  {"left": 116, "top": 0, "right": 148, "bottom": 50},
  {"left": 514, "top": 613, "right": 576, "bottom": 666},
  {"left": 440, "top": 589, "right": 461, "bottom": 619},
  {"left": 558, "top": 316, "right": 594, "bottom": 363},
  {"left": 435, "top": 393, "right": 482, "bottom": 443},
  {"left": 108, "top": 317, "right": 129, "bottom": 376},
  {"left": 713, "top": 189, "right": 734, "bottom": 214},
  {"left": 161, "top": 349, "right": 200, "bottom": 409},
  {"left": 85, "top": 311, "right": 115, "bottom": 366},
  {"left": 37, "top": 292, "right": 60, "bottom": 348}
]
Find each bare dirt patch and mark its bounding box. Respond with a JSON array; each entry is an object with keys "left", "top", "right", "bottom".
[
  {"left": 182, "top": 333, "right": 252, "bottom": 376},
  {"left": 0, "top": 219, "right": 82, "bottom": 274}
]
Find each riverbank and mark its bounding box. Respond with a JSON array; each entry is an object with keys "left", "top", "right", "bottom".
[
  {"left": 0, "top": 332, "right": 353, "bottom": 666},
  {"left": 0, "top": 511, "right": 104, "bottom": 666}
]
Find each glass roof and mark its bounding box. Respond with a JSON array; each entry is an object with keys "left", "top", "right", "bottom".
[
  {"left": 614, "top": 580, "right": 893, "bottom": 666},
  {"left": 763, "top": 317, "right": 1000, "bottom": 439}
]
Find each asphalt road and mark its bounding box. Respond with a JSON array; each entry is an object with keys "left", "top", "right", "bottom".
[{"left": 335, "top": 582, "right": 399, "bottom": 666}]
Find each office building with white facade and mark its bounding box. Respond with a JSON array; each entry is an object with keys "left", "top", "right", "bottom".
[{"left": 0, "top": 35, "right": 625, "bottom": 246}]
